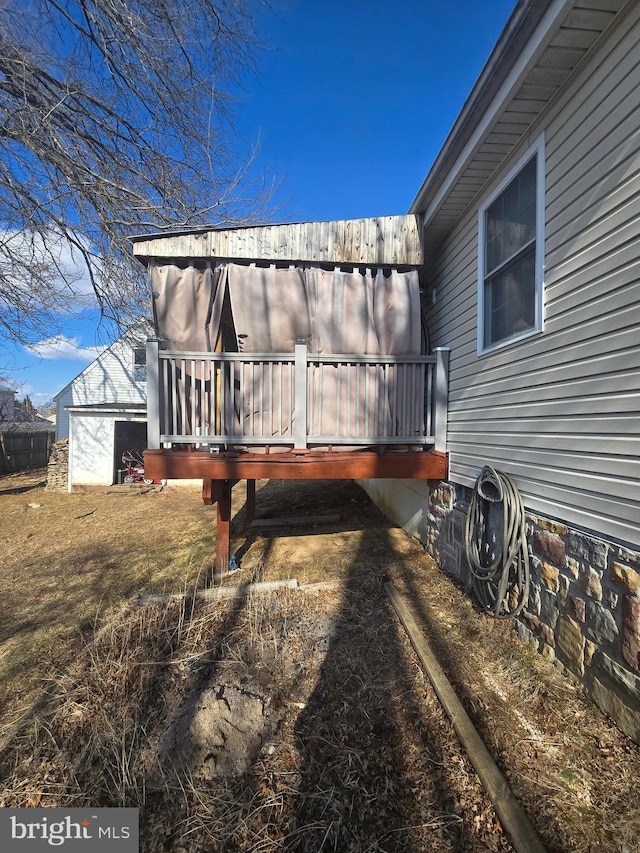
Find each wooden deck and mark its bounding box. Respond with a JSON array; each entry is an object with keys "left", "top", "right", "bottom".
[
  {"left": 144, "top": 341, "right": 450, "bottom": 575},
  {"left": 136, "top": 228, "right": 447, "bottom": 576},
  {"left": 144, "top": 448, "right": 448, "bottom": 575}
]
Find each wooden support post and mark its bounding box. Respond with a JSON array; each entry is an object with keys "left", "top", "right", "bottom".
[
  {"left": 203, "top": 477, "right": 239, "bottom": 505},
  {"left": 246, "top": 479, "right": 256, "bottom": 523},
  {"left": 215, "top": 480, "right": 232, "bottom": 576},
  {"left": 202, "top": 479, "right": 215, "bottom": 505}
]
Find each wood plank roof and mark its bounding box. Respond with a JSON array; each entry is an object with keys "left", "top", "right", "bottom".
[{"left": 131, "top": 215, "right": 423, "bottom": 268}]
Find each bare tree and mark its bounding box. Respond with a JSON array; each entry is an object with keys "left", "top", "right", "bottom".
[{"left": 0, "top": 0, "right": 273, "bottom": 347}]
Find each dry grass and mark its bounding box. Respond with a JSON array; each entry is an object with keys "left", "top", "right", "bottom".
[
  {"left": 0, "top": 472, "right": 251, "bottom": 735},
  {"left": 0, "top": 582, "right": 497, "bottom": 852},
  {"left": 2, "top": 472, "right": 640, "bottom": 851},
  {"left": 390, "top": 562, "right": 640, "bottom": 852}
]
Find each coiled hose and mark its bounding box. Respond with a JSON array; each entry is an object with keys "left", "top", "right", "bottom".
[{"left": 464, "top": 466, "right": 530, "bottom": 619}]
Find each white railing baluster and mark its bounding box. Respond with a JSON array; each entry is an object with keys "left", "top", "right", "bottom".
[
  {"left": 347, "top": 360, "right": 352, "bottom": 436},
  {"left": 199, "top": 359, "right": 204, "bottom": 438},
  {"left": 287, "top": 361, "right": 293, "bottom": 438},
  {"left": 364, "top": 364, "right": 369, "bottom": 436},
  {"left": 318, "top": 360, "right": 323, "bottom": 435},
  {"left": 416, "top": 363, "right": 424, "bottom": 435},
  {"left": 425, "top": 361, "right": 433, "bottom": 439},
  {"left": 191, "top": 359, "right": 196, "bottom": 441},
  {"left": 433, "top": 347, "right": 450, "bottom": 453},
  {"left": 220, "top": 359, "right": 226, "bottom": 438},
  {"left": 355, "top": 362, "right": 360, "bottom": 435},
  {"left": 248, "top": 362, "right": 254, "bottom": 437},
  {"left": 382, "top": 363, "right": 389, "bottom": 437},
  {"left": 268, "top": 362, "right": 273, "bottom": 437},
  {"left": 171, "top": 359, "right": 178, "bottom": 439},
  {"left": 278, "top": 361, "right": 283, "bottom": 437}
]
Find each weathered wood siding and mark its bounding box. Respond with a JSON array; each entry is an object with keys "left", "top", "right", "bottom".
[
  {"left": 425, "top": 4, "right": 640, "bottom": 547},
  {"left": 132, "top": 215, "right": 423, "bottom": 267},
  {"left": 56, "top": 330, "right": 148, "bottom": 441}
]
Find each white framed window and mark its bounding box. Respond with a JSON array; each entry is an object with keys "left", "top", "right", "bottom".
[
  {"left": 133, "top": 346, "right": 147, "bottom": 382},
  {"left": 478, "top": 134, "right": 545, "bottom": 354}
]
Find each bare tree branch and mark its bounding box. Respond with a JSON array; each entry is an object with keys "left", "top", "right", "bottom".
[{"left": 0, "top": 0, "right": 275, "bottom": 348}]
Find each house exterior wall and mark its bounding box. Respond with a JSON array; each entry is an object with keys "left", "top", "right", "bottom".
[
  {"left": 56, "top": 331, "right": 148, "bottom": 441},
  {"left": 428, "top": 4, "right": 640, "bottom": 550},
  {"left": 425, "top": 480, "right": 640, "bottom": 743},
  {"left": 361, "top": 5, "right": 640, "bottom": 741},
  {"left": 359, "top": 479, "right": 431, "bottom": 543}
]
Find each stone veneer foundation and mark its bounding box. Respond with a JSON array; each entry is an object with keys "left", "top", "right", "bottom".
[{"left": 426, "top": 480, "right": 640, "bottom": 744}]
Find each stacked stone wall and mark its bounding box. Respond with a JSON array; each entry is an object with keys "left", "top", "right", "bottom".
[
  {"left": 46, "top": 438, "right": 69, "bottom": 491},
  {"left": 426, "top": 480, "right": 640, "bottom": 743}
]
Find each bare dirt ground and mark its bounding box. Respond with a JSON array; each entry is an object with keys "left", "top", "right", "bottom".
[{"left": 1, "top": 472, "right": 640, "bottom": 851}]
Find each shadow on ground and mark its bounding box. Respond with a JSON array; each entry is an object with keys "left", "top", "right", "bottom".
[
  {"left": 136, "top": 480, "right": 519, "bottom": 851},
  {"left": 1, "top": 477, "right": 584, "bottom": 851}
]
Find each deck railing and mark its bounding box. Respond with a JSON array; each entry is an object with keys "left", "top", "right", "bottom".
[{"left": 146, "top": 340, "right": 449, "bottom": 452}]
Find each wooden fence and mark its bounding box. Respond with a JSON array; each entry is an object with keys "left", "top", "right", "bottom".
[{"left": 0, "top": 430, "right": 54, "bottom": 475}]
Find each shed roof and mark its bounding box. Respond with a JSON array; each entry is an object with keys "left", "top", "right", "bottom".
[{"left": 130, "top": 215, "right": 423, "bottom": 268}]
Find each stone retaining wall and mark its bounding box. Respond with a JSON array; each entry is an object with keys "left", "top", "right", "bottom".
[{"left": 426, "top": 480, "right": 640, "bottom": 744}]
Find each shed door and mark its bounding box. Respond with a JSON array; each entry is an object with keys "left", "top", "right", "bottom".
[{"left": 113, "top": 421, "right": 147, "bottom": 483}]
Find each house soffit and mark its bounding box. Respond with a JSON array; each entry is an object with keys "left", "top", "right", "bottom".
[{"left": 413, "top": 0, "right": 629, "bottom": 254}]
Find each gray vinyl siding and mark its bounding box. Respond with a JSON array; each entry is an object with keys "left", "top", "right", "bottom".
[
  {"left": 425, "top": 5, "right": 640, "bottom": 548},
  {"left": 55, "top": 331, "right": 147, "bottom": 441}
]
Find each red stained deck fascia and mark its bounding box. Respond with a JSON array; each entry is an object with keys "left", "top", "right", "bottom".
[{"left": 144, "top": 448, "right": 448, "bottom": 482}]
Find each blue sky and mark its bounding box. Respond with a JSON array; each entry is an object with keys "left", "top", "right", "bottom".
[{"left": 2, "top": 0, "right": 515, "bottom": 406}]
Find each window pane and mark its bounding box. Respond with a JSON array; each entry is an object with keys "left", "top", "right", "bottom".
[
  {"left": 486, "top": 156, "right": 536, "bottom": 274},
  {"left": 484, "top": 248, "right": 536, "bottom": 346},
  {"left": 133, "top": 347, "right": 147, "bottom": 382}
]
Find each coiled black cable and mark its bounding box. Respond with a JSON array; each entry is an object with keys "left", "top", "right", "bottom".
[{"left": 464, "top": 466, "right": 530, "bottom": 619}]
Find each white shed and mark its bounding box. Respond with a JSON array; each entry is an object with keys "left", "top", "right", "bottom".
[{"left": 54, "top": 320, "right": 152, "bottom": 489}]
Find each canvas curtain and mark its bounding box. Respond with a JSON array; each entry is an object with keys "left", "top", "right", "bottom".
[
  {"left": 151, "top": 263, "right": 227, "bottom": 351},
  {"left": 150, "top": 264, "right": 228, "bottom": 435},
  {"left": 305, "top": 267, "right": 421, "bottom": 439},
  {"left": 225, "top": 263, "right": 420, "bottom": 356},
  {"left": 226, "top": 264, "right": 421, "bottom": 443}
]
